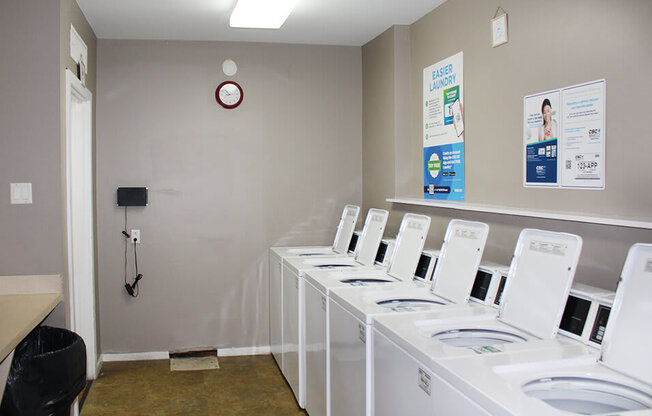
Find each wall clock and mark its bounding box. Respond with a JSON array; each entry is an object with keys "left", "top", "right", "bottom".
[{"left": 215, "top": 81, "right": 243, "bottom": 109}]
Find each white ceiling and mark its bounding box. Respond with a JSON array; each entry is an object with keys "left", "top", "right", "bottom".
[{"left": 77, "top": 0, "right": 447, "bottom": 46}]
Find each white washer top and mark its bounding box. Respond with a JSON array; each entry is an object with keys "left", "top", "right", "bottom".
[
  {"left": 270, "top": 245, "right": 336, "bottom": 261},
  {"left": 371, "top": 229, "right": 585, "bottom": 374},
  {"left": 331, "top": 204, "right": 361, "bottom": 254},
  {"left": 352, "top": 208, "right": 389, "bottom": 266},
  {"left": 301, "top": 213, "right": 431, "bottom": 290},
  {"left": 430, "top": 220, "right": 490, "bottom": 303},
  {"left": 303, "top": 268, "right": 402, "bottom": 295},
  {"left": 330, "top": 283, "right": 481, "bottom": 325},
  {"left": 439, "top": 342, "right": 652, "bottom": 415},
  {"left": 283, "top": 208, "right": 390, "bottom": 275},
  {"left": 498, "top": 229, "right": 583, "bottom": 339},
  {"left": 431, "top": 243, "right": 652, "bottom": 416},
  {"left": 599, "top": 243, "right": 652, "bottom": 385},
  {"left": 373, "top": 308, "right": 499, "bottom": 366},
  {"left": 386, "top": 214, "right": 431, "bottom": 281},
  {"left": 373, "top": 309, "right": 583, "bottom": 374},
  {"left": 284, "top": 255, "right": 374, "bottom": 276},
  {"left": 436, "top": 345, "right": 605, "bottom": 416},
  {"left": 328, "top": 219, "right": 490, "bottom": 324}
]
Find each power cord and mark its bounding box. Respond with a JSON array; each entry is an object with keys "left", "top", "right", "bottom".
[{"left": 122, "top": 206, "right": 143, "bottom": 297}]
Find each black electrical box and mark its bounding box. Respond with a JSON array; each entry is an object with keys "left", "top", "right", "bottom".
[{"left": 117, "top": 187, "right": 148, "bottom": 206}]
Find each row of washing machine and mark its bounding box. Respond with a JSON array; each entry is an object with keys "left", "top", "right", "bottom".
[{"left": 269, "top": 205, "right": 652, "bottom": 415}]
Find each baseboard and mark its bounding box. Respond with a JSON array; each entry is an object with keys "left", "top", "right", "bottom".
[
  {"left": 217, "top": 346, "right": 271, "bottom": 357},
  {"left": 100, "top": 346, "right": 271, "bottom": 362},
  {"left": 101, "top": 351, "right": 170, "bottom": 362},
  {"left": 94, "top": 357, "right": 103, "bottom": 378}
]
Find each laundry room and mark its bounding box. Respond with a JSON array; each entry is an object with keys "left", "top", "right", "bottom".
[{"left": 0, "top": 0, "right": 650, "bottom": 415}]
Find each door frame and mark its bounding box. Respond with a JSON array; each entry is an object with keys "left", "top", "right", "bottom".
[{"left": 64, "top": 69, "right": 99, "bottom": 380}]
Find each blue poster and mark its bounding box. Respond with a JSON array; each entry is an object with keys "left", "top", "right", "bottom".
[
  {"left": 424, "top": 143, "right": 465, "bottom": 201},
  {"left": 423, "top": 52, "right": 465, "bottom": 200},
  {"left": 525, "top": 138, "right": 558, "bottom": 183}
]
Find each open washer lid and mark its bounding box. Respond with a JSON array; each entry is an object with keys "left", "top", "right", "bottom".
[
  {"left": 600, "top": 243, "right": 652, "bottom": 385},
  {"left": 332, "top": 205, "right": 360, "bottom": 254},
  {"left": 430, "top": 220, "right": 489, "bottom": 304},
  {"left": 498, "top": 229, "right": 583, "bottom": 339},
  {"left": 353, "top": 208, "right": 389, "bottom": 266},
  {"left": 386, "top": 214, "right": 431, "bottom": 282}
]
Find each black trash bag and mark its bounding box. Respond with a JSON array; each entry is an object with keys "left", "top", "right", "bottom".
[{"left": 1, "top": 326, "right": 86, "bottom": 416}]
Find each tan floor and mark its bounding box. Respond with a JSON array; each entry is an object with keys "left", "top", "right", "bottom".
[{"left": 82, "top": 355, "right": 308, "bottom": 416}]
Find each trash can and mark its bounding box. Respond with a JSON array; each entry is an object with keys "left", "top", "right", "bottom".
[{"left": 1, "top": 326, "right": 86, "bottom": 416}]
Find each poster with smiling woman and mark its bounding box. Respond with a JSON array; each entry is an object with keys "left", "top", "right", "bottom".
[{"left": 523, "top": 90, "right": 560, "bottom": 186}]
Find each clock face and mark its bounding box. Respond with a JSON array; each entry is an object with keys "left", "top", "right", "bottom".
[{"left": 216, "top": 81, "right": 243, "bottom": 109}]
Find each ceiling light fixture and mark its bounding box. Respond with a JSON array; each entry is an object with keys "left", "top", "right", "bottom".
[{"left": 229, "top": 0, "right": 298, "bottom": 29}]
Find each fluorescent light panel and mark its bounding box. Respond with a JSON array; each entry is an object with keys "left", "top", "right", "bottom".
[{"left": 230, "top": 0, "right": 297, "bottom": 29}]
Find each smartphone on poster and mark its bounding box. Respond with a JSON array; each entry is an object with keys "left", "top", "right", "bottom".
[{"left": 452, "top": 99, "right": 464, "bottom": 137}]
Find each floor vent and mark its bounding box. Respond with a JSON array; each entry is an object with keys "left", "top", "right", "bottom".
[{"left": 169, "top": 348, "right": 219, "bottom": 372}]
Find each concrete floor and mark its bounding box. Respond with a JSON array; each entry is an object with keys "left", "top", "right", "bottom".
[{"left": 82, "top": 355, "right": 308, "bottom": 416}]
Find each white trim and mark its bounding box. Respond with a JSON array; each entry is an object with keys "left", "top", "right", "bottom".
[
  {"left": 65, "top": 69, "right": 98, "bottom": 379},
  {"left": 101, "top": 347, "right": 272, "bottom": 362},
  {"left": 95, "top": 357, "right": 104, "bottom": 375},
  {"left": 386, "top": 198, "right": 652, "bottom": 230},
  {"left": 70, "top": 24, "right": 88, "bottom": 68},
  {"left": 102, "top": 351, "right": 170, "bottom": 362},
  {"left": 218, "top": 346, "right": 271, "bottom": 357}
]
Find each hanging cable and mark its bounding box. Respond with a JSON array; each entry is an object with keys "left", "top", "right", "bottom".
[
  {"left": 122, "top": 206, "right": 143, "bottom": 297},
  {"left": 123, "top": 207, "right": 128, "bottom": 287}
]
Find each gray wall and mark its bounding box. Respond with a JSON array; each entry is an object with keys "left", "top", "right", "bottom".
[
  {"left": 362, "top": 0, "right": 652, "bottom": 289},
  {"left": 96, "top": 40, "right": 362, "bottom": 353},
  {"left": 0, "top": 1, "right": 62, "bottom": 276},
  {"left": 0, "top": 0, "right": 96, "bottom": 328}
]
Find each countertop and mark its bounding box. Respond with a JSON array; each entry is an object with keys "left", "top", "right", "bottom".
[{"left": 0, "top": 293, "right": 62, "bottom": 361}]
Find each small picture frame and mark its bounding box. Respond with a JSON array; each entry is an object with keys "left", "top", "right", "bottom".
[{"left": 491, "top": 13, "right": 508, "bottom": 48}]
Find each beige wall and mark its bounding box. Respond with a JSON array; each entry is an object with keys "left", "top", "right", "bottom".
[
  {"left": 362, "top": 0, "right": 652, "bottom": 289},
  {"left": 362, "top": 28, "right": 396, "bottom": 215},
  {"left": 361, "top": 25, "right": 412, "bottom": 227},
  {"left": 96, "top": 39, "right": 362, "bottom": 353}
]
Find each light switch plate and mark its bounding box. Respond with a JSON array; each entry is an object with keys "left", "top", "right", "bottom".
[{"left": 10, "top": 183, "right": 32, "bottom": 204}]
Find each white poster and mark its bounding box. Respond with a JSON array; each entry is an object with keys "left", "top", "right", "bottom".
[
  {"left": 523, "top": 79, "right": 606, "bottom": 189},
  {"left": 423, "top": 51, "right": 464, "bottom": 201},
  {"left": 560, "top": 80, "right": 605, "bottom": 188}
]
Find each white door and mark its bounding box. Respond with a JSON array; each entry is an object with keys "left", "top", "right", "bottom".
[{"left": 65, "top": 69, "right": 98, "bottom": 380}]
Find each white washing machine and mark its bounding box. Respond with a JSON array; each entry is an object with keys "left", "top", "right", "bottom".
[
  {"left": 327, "top": 219, "right": 490, "bottom": 416},
  {"left": 372, "top": 228, "right": 584, "bottom": 416},
  {"left": 304, "top": 249, "right": 436, "bottom": 416},
  {"left": 281, "top": 208, "right": 390, "bottom": 408},
  {"left": 327, "top": 259, "right": 507, "bottom": 416},
  {"left": 269, "top": 204, "right": 360, "bottom": 367},
  {"left": 302, "top": 214, "right": 432, "bottom": 416},
  {"left": 436, "top": 244, "right": 652, "bottom": 415}
]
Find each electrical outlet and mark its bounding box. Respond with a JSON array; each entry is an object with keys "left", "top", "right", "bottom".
[{"left": 131, "top": 229, "right": 141, "bottom": 244}]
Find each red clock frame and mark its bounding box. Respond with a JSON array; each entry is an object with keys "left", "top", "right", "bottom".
[{"left": 215, "top": 81, "right": 244, "bottom": 109}]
